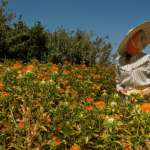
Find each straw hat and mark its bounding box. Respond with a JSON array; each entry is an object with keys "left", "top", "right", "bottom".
[{"left": 118, "top": 21, "right": 150, "bottom": 56}]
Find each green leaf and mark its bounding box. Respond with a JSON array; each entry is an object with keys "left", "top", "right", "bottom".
[{"left": 95, "top": 145, "right": 105, "bottom": 148}]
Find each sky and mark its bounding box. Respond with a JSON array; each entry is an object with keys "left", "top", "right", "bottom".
[{"left": 2, "top": 0, "right": 150, "bottom": 63}]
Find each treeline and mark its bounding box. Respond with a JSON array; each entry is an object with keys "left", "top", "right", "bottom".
[{"left": 0, "top": 0, "right": 119, "bottom": 67}]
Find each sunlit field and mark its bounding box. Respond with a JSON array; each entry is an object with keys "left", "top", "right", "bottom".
[{"left": 0, "top": 58, "right": 150, "bottom": 150}]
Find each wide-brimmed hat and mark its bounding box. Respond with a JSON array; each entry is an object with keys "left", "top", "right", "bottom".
[{"left": 118, "top": 21, "right": 150, "bottom": 56}]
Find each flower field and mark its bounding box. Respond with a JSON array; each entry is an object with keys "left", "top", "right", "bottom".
[{"left": 0, "top": 58, "right": 150, "bottom": 150}]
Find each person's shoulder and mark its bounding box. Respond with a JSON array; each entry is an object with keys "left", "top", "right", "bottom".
[
  {"left": 116, "top": 56, "right": 121, "bottom": 61},
  {"left": 141, "top": 52, "right": 150, "bottom": 58}
]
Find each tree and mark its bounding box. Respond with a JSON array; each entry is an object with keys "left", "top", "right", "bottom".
[{"left": 0, "top": 0, "right": 17, "bottom": 61}]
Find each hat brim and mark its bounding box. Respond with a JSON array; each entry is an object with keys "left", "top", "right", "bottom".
[{"left": 118, "top": 21, "right": 150, "bottom": 56}]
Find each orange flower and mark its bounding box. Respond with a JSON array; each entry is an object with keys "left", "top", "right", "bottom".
[
  {"left": 78, "top": 75, "right": 82, "bottom": 79},
  {"left": 27, "top": 65, "right": 35, "bottom": 69},
  {"left": 22, "top": 68, "right": 29, "bottom": 71},
  {"left": 140, "top": 90, "right": 144, "bottom": 94},
  {"left": 86, "top": 97, "right": 94, "bottom": 102},
  {"left": 18, "top": 122, "right": 25, "bottom": 128},
  {"left": 103, "top": 90, "right": 107, "bottom": 93},
  {"left": 86, "top": 106, "right": 93, "bottom": 111},
  {"left": 43, "top": 118, "right": 51, "bottom": 123},
  {"left": 70, "top": 145, "right": 81, "bottom": 150},
  {"left": 38, "top": 74, "right": 43, "bottom": 78},
  {"left": 82, "top": 65, "right": 86, "bottom": 68},
  {"left": 2, "top": 128, "right": 7, "bottom": 131},
  {"left": 51, "top": 66, "right": 58, "bottom": 72},
  {"left": 94, "top": 101, "right": 105, "bottom": 108},
  {"left": 63, "top": 81, "right": 68, "bottom": 84},
  {"left": 52, "top": 136, "right": 61, "bottom": 146},
  {"left": 114, "top": 115, "right": 120, "bottom": 119},
  {"left": 4, "top": 124, "right": 7, "bottom": 128},
  {"left": 45, "top": 72, "right": 49, "bottom": 76},
  {"left": 73, "top": 102, "right": 78, "bottom": 105},
  {"left": 66, "top": 86, "right": 71, "bottom": 89},
  {"left": 124, "top": 146, "right": 130, "bottom": 150},
  {"left": 100, "top": 114, "right": 104, "bottom": 117},
  {"left": 13, "top": 64, "right": 22, "bottom": 69},
  {"left": 38, "top": 98, "right": 42, "bottom": 101},
  {"left": 14, "top": 100, "right": 18, "bottom": 103},
  {"left": 60, "top": 89, "right": 64, "bottom": 93},
  {"left": 72, "top": 94, "right": 78, "bottom": 97},
  {"left": 65, "top": 90, "right": 70, "bottom": 94},
  {"left": 93, "top": 84, "right": 97, "bottom": 87},
  {"left": 2, "top": 92, "right": 10, "bottom": 96},
  {"left": 64, "top": 70, "right": 70, "bottom": 74},
  {"left": 55, "top": 127, "right": 61, "bottom": 130},
  {"left": 75, "top": 67, "right": 78, "bottom": 71},
  {"left": 141, "top": 103, "right": 150, "bottom": 112},
  {"left": 17, "top": 70, "right": 22, "bottom": 74}
]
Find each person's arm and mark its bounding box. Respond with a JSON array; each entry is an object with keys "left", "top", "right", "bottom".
[{"left": 115, "top": 58, "right": 123, "bottom": 94}]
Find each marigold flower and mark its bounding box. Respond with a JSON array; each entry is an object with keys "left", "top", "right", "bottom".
[
  {"left": 141, "top": 103, "right": 150, "bottom": 112},
  {"left": 73, "top": 102, "right": 78, "bottom": 105},
  {"left": 52, "top": 136, "right": 61, "bottom": 146},
  {"left": 66, "top": 86, "right": 71, "bottom": 89},
  {"left": 23, "top": 68, "right": 29, "bottom": 71},
  {"left": 124, "top": 146, "right": 130, "bottom": 150},
  {"left": 27, "top": 65, "right": 35, "bottom": 69},
  {"left": 60, "top": 89, "right": 64, "bottom": 93},
  {"left": 70, "top": 145, "right": 81, "bottom": 150},
  {"left": 63, "top": 81, "right": 68, "bottom": 84},
  {"left": 2, "top": 92, "right": 10, "bottom": 96},
  {"left": 4, "top": 124, "right": 7, "bottom": 128},
  {"left": 38, "top": 98, "right": 42, "bottom": 101},
  {"left": 103, "top": 90, "right": 107, "bottom": 93},
  {"left": 86, "top": 97, "right": 93, "bottom": 102},
  {"left": 93, "top": 84, "right": 97, "bottom": 87},
  {"left": 100, "top": 114, "right": 104, "bottom": 117},
  {"left": 64, "top": 70, "right": 70, "bottom": 74},
  {"left": 94, "top": 101, "right": 105, "bottom": 107},
  {"left": 65, "top": 90, "right": 70, "bottom": 94},
  {"left": 78, "top": 75, "right": 82, "bottom": 78},
  {"left": 55, "top": 127, "right": 61, "bottom": 130},
  {"left": 17, "top": 70, "right": 22, "bottom": 74},
  {"left": 72, "top": 94, "right": 78, "bottom": 97},
  {"left": 17, "top": 122, "right": 25, "bottom": 128},
  {"left": 13, "top": 64, "right": 22, "bottom": 69},
  {"left": 86, "top": 106, "right": 93, "bottom": 111},
  {"left": 44, "top": 118, "right": 51, "bottom": 123},
  {"left": 51, "top": 66, "right": 58, "bottom": 72},
  {"left": 14, "top": 100, "right": 18, "bottom": 103},
  {"left": 38, "top": 74, "right": 43, "bottom": 78},
  {"left": 2, "top": 128, "right": 7, "bottom": 131},
  {"left": 45, "top": 72, "right": 49, "bottom": 75},
  {"left": 114, "top": 115, "right": 120, "bottom": 119}
]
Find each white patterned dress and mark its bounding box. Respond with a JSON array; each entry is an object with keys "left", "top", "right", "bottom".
[{"left": 115, "top": 52, "right": 150, "bottom": 105}]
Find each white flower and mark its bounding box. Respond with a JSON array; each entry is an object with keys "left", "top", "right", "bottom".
[
  {"left": 111, "top": 101, "right": 117, "bottom": 107},
  {"left": 107, "top": 118, "right": 114, "bottom": 123}
]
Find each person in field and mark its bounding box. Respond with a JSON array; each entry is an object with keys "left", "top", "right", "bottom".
[
  {"left": 115, "top": 21, "right": 150, "bottom": 105},
  {"left": 115, "top": 21, "right": 150, "bottom": 149}
]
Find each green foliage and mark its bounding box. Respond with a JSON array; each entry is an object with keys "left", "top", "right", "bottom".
[
  {"left": 41, "top": 27, "right": 119, "bottom": 67},
  {"left": 0, "top": 0, "right": 119, "bottom": 68}
]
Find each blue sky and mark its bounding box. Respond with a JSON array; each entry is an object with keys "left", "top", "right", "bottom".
[{"left": 3, "top": 0, "right": 150, "bottom": 63}]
